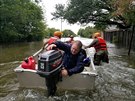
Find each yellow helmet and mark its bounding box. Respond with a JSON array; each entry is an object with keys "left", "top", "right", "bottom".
[
  {"left": 93, "top": 32, "right": 101, "bottom": 38},
  {"left": 54, "top": 31, "right": 62, "bottom": 38}
]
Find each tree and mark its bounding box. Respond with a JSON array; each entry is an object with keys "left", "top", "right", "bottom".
[
  {"left": 51, "top": 4, "right": 65, "bottom": 20},
  {"left": 0, "top": 0, "right": 46, "bottom": 43},
  {"left": 78, "top": 26, "right": 98, "bottom": 37},
  {"left": 62, "top": 29, "right": 76, "bottom": 37},
  {"left": 112, "top": 0, "right": 135, "bottom": 26},
  {"left": 45, "top": 28, "right": 60, "bottom": 38},
  {"left": 52, "top": 0, "right": 135, "bottom": 30},
  {"left": 78, "top": 28, "right": 84, "bottom": 37}
]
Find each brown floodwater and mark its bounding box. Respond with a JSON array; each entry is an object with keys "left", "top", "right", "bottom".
[{"left": 0, "top": 39, "right": 135, "bottom": 101}]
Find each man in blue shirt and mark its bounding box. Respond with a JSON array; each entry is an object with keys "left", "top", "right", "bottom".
[{"left": 47, "top": 40, "right": 86, "bottom": 76}]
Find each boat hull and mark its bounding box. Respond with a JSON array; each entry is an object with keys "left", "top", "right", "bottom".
[
  {"left": 15, "top": 66, "right": 96, "bottom": 90},
  {"left": 14, "top": 46, "right": 97, "bottom": 91}
]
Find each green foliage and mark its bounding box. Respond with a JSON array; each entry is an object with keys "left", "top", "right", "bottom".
[
  {"left": 78, "top": 28, "right": 84, "bottom": 37},
  {"left": 124, "top": 6, "right": 135, "bottom": 26},
  {"left": 0, "top": 0, "right": 46, "bottom": 43},
  {"left": 78, "top": 26, "right": 98, "bottom": 38},
  {"left": 94, "top": 22, "right": 108, "bottom": 30},
  {"left": 44, "top": 28, "right": 60, "bottom": 38},
  {"left": 51, "top": 4, "right": 65, "bottom": 20},
  {"left": 52, "top": 0, "right": 135, "bottom": 30},
  {"left": 43, "top": 28, "right": 76, "bottom": 38},
  {"left": 62, "top": 29, "right": 76, "bottom": 37},
  {"left": 111, "top": 0, "right": 135, "bottom": 27}
]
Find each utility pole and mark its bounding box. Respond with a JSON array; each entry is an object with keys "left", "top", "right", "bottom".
[{"left": 60, "top": 17, "right": 63, "bottom": 31}]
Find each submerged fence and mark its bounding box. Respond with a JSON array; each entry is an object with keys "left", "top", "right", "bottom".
[{"left": 104, "top": 30, "right": 135, "bottom": 51}]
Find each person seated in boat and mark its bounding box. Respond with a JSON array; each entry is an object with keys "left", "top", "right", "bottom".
[
  {"left": 84, "top": 32, "right": 109, "bottom": 65},
  {"left": 43, "top": 31, "right": 62, "bottom": 48},
  {"left": 65, "top": 35, "right": 74, "bottom": 44},
  {"left": 47, "top": 40, "right": 86, "bottom": 77}
]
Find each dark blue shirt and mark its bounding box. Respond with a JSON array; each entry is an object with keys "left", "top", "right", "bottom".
[{"left": 54, "top": 41, "right": 86, "bottom": 76}]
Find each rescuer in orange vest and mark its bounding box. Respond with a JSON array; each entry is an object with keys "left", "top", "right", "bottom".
[
  {"left": 43, "top": 31, "right": 63, "bottom": 48},
  {"left": 84, "top": 32, "right": 109, "bottom": 65}
]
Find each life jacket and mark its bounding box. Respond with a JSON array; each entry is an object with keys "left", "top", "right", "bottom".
[
  {"left": 94, "top": 37, "right": 107, "bottom": 52},
  {"left": 48, "top": 37, "right": 59, "bottom": 45}
]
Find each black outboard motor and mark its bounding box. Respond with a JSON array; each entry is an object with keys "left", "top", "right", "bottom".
[{"left": 37, "top": 50, "right": 63, "bottom": 96}]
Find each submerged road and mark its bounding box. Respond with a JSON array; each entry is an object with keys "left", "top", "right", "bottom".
[{"left": 0, "top": 37, "right": 135, "bottom": 101}]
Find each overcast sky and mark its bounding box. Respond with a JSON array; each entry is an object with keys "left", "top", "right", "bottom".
[{"left": 40, "top": 0, "right": 89, "bottom": 34}]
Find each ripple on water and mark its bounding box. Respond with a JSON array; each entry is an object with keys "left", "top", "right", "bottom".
[
  {"left": 95, "top": 58, "right": 135, "bottom": 101},
  {"left": 0, "top": 41, "right": 135, "bottom": 101}
]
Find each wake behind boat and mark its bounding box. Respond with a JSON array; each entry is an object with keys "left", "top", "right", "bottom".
[{"left": 14, "top": 37, "right": 97, "bottom": 94}]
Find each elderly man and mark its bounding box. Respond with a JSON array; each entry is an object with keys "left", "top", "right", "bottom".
[
  {"left": 47, "top": 40, "right": 86, "bottom": 76},
  {"left": 46, "top": 40, "right": 86, "bottom": 96}
]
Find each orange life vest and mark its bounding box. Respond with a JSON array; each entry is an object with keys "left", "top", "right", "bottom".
[
  {"left": 48, "top": 37, "right": 58, "bottom": 45},
  {"left": 94, "top": 37, "right": 107, "bottom": 52}
]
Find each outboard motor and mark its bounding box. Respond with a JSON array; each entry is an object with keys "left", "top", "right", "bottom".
[{"left": 37, "top": 50, "right": 63, "bottom": 96}]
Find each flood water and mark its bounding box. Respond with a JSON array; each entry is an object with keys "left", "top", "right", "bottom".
[{"left": 0, "top": 38, "right": 135, "bottom": 101}]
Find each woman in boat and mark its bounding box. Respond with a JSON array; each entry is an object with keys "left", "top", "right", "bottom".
[
  {"left": 47, "top": 40, "right": 86, "bottom": 76},
  {"left": 84, "top": 32, "right": 109, "bottom": 65}
]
